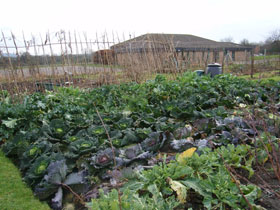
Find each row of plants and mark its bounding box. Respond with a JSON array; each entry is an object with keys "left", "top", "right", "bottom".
[
  {"left": 90, "top": 144, "right": 262, "bottom": 210},
  {"left": 90, "top": 128, "right": 280, "bottom": 210},
  {"left": 0, "top": 72, "right": 279, "bottom": 209}
]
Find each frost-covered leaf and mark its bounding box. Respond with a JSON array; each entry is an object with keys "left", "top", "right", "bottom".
[
  {"left": 51, "top": 187, "right": 63, "bottom": 210},
  {"left": 64, "top": 171, "right": 85, "bottom": 185},
  {"left": 37, "top": 101, "right": 46, "bottom": 109},
  {"left": 140, "top": 132, "right": 162, "bottom": 152},
  {"left": 2, "top": 118, "right": 18, "bottom": 128},
  {"left": 46, "top": 160, "right": 67, "bottom": 185},
  {"left": 171, "top": 139, "right": 195, "bottom": 152}
]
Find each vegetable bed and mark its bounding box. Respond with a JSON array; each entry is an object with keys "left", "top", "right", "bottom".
[{"left": 0, "top": 73, "right": 279, "bottom": 210}]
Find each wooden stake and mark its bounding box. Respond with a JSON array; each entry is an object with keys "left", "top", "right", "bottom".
[
  {"left": 250, "top": 50, "right": 254, "bottom": 78},
  {"left": 11, "top": 32, "right": 24, "bottom": 78},
  {"left": 2, "top": 31, "right": 15, "bottom": 81}
]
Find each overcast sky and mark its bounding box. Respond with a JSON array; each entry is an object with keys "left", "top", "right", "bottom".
[{"left": 1, "top": 0, "right": 280, "bottom": 43}]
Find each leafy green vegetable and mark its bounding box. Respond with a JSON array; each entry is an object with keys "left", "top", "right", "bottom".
[
  {"left": 2, "top": 118, "right": 19, "bottom": 128},
  {"left": 67, "top": 138, "right": 98, "bottom": 158},
  {"left": 89, "top": 186, "right": 179, "bottom": 210},
  {"left": 119, "top": 144, "right": 261, "bottom": 210},
  {"left": 1, "top": 73, "right": 279, "bottom": 209},
  {"left": 35, "top": 160, "right": 88, "bottom": 209}
]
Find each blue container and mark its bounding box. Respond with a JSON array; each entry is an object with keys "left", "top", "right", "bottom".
[
  {"left": 194, "top": 70, "right": 205, "bottom": 76},
  {"left": 206, "top": 63, "right": 222, "bottom": 77}
]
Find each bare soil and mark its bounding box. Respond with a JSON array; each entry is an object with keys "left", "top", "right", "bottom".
[{"left": 251, "top": 165, "right": 280, "bottom": 209}]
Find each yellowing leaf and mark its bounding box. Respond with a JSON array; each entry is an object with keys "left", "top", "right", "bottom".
[
  {"left": 167, "top": 177, "right": 187, "bottom": 203},
  {"left": 266, "top": 143, "right": 272, "bottom": 152},
  {"left": 156, "top": 153, "right": 163, "bottom": 160},
  {"left": 177, "top": 147, "right": 197, "bottom": 164},
  {"left": 263, "top": 156, "right": 269, "bottom": 164}
]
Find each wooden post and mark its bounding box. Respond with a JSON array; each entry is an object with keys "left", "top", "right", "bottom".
[
  {"left": 39, "top": 33, "right": 49, "bottom": 66},
  {"left": 105, "top": 31, "right": 117, "bottom": 83},
  {"left": 22, "top": 31, "right": 36, "bottom": 90},
  {"left": 63, "top": 31, "right": 71, "bottom": 84},
  {"left": 206, "top": 49, "right": 209, "bottom": 67},
  {"left": 250, "top": 50, "right": 254, "bottom": 78},
  {"left": 31, "top": 34, "right": 40, "bottom": 76},
  {"left": 78, "top": 32, "right": 88, "bottom": 74},
  {"left": 83, "top": 32, "right": 92, "bottom": 68},
  {"left": 68, "top": 31, "right": 76, "bottom": 85},
  {"left": 39, "top": 33, "right": 51, "bottom": 84},
  {"left": 73, "top": 31, "right": 80, "bottom": 85},
  {"left": 47, "top": 31, "right": 56, "bottom": 77},
  {"left": 95, "top": 32, "right": 104, "bottom": 85},
  {"left": 222, "top": 49, "right": 225, "bottom": 74},
  {"left": 11, "top": 32, "right": 24, "bottom": 78},
  {"left": 32, "top": 34, "right": 45, "bottom": 87},
  {"left": 2, "top": 31, "right": 15, "bottom": 80},
  {"left": 58, "top": 31, "right": 66, "bottom": 77}
]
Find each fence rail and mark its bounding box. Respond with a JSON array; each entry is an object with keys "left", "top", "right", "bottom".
[{"left": 1, "top": 30, "right": 280, "bottom": 96}]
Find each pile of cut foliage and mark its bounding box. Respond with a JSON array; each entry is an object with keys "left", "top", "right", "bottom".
[{"left": 0, "top": 73, "right": 279, "bottom": 209}]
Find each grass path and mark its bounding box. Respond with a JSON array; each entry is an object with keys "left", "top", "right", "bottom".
[
  {"left": 238, "top": 70, "right": 280, "bottom": 81},
  {"left": 0, "top": 150, "right": 50, "bottom": 210}
]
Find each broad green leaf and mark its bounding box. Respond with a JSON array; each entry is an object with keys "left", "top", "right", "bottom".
[
  {"left": 2, "top": 118, "right": 18, "bottom": 128},
  {"left": 172, "top": 165, "right": 193, "bottom": 179},
  {"left": 252, "top": 204, "right": 267, "bottom": 210},
  {"left": 241, "top": 184, "right": 262, "bottom": 204},
  {"left": 181, "top": 178, "right": 210, "bottom": 198}
]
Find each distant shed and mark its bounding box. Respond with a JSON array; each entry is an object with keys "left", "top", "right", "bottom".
[
  {"left": 92, "top": 49, "right": 115, "bottom": 65},
  {"left": 111, "top": 33, "right": 254, "bottom": 65}
]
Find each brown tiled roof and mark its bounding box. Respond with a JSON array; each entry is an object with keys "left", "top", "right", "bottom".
[{"left": 111, "top": 33, "right": 253, "bottom": 52}]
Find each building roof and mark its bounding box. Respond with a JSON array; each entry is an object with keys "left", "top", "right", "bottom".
[{"left": 111, "top": 33, "right": 253, "bottom": 53}]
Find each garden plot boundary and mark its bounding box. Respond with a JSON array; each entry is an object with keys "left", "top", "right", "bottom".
[{"left": 1, "top": 30, "right": 280, "bottom": 96}]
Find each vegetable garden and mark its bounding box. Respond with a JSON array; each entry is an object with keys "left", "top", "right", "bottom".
[{"left": 0, "top": 73, "right": 279, "bottom": 210}]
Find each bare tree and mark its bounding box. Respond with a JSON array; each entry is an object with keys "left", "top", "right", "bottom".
[
  {"left": 265, "top": 29, "right": 280, "bottom": 53},
  {"left": 240, "top": 38, "right": 250, "bottom": 46},
  {"left": 265, "top": 29, "right": 280, "bottom": 44},
  {"left": 220, "top": 36, "right": 234, "bottom": 43}
]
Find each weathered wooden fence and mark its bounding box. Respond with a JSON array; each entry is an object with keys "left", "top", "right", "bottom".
[{"left": 1, "top": 31, "right": 280, "bottom": 96}]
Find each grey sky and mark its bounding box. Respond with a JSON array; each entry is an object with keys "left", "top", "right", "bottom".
[{"left": 1, "top": 0, "right": 280, "bottom": 43}]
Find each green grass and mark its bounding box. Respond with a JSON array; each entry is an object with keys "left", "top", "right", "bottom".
[
  {"left": 254, "top": 54, "right": 280, "bottom": 60},
  {"left": 0, "top": 150, "right": 50, "bottom": 210},
  {"left": 240, "top": 75, "right": 280, "bottom": 82},
  {"left": 238, "top": 70, "right": 280, "bottom": 81}
]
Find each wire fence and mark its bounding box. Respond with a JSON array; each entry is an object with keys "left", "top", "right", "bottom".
[{"left": 1, "top": 30, "right": 280, "bottom": 96}]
